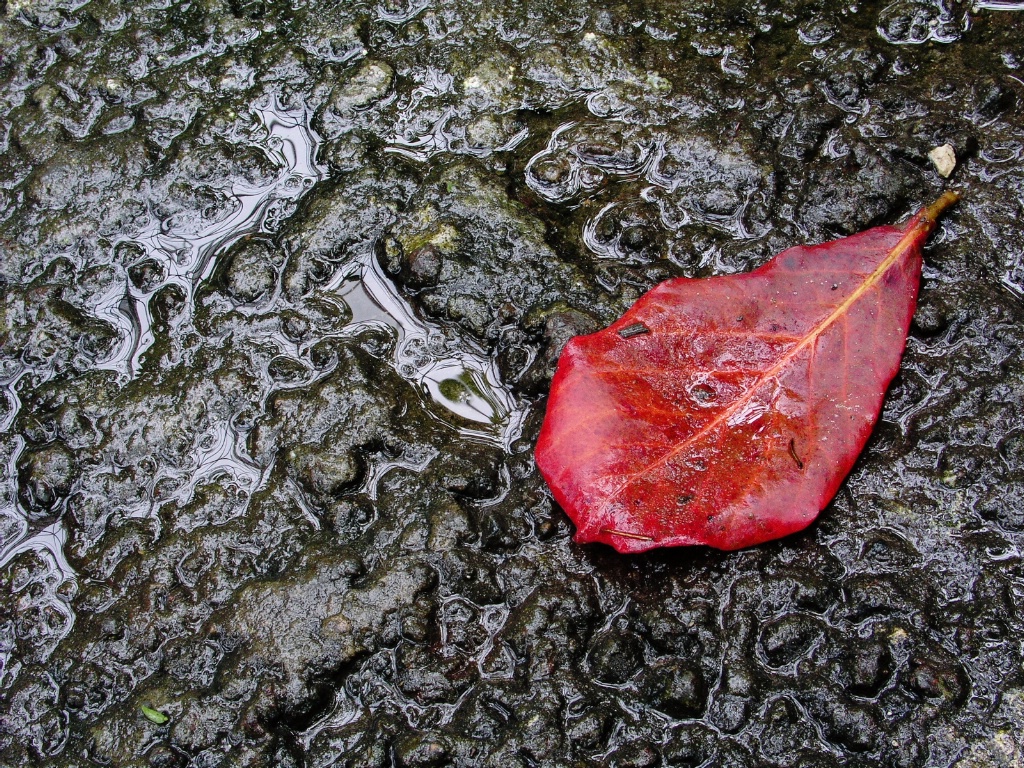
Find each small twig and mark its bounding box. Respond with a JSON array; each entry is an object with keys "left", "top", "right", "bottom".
[{"left": 788, "top": 438, "right": 805, "bottom": 470}]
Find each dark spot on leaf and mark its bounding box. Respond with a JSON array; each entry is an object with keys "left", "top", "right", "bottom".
[{"left": 691, "top": 384, "right": 715, "bottom": 402}]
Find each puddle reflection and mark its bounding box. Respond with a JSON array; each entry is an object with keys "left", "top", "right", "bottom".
[
  {"left": 331, "top": 252, "right": 524, "bottom": 449},
  {"left": 102, "top": 96, "right": 325, "bottom": 377}
]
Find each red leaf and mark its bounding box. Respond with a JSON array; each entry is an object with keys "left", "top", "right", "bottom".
[{"left": 535, "top": 193, "right": 959, "bottom": 553}]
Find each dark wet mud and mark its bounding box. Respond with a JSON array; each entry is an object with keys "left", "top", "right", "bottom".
[{"left": 1, "top": 1, "right": 1023, "bottom": 766}]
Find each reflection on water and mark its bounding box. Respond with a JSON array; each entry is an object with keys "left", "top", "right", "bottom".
[
  {"left": 0, "top": 431, "right": 74, "bottom": 685},
  {"left": 0, "top": 436, "right": 75, "bottom": 576},
  {"left": 526, "top": 121, "right": 654, "bottom": 204},
  {"left": 154, "top": 421, "right": 270, "bottom": 527},
  {"left": 876, "top": 1, "right": 966, "bottom": 45},
  {"left": 102, "top": 96, "right": 325, "bottom": 377},
  {"left": 0, "top": 361, "right": 27, "bottom": 434},
  {"left": 387, "top": 106, "right": 529, "bottom": 162},
  {"left": 0, "top": 524, "right": 74, "bottom": 689},
  {"left": 330, "top": 253, "right": 524, "bottom": 449},
  {"left": 298, "top": 596, "right": 514, "bottom": 746},
  {"left": 973, "top": 1, "right": 1024, "bottom": 8},
  {"left": 0, "top": 100, "right": 523, "bottom": 667},
  {"left": 0, "top": 99, "right": 322, "bottom": 593}
]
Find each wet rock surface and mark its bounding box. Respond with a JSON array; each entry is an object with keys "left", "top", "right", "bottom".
[{"left": 0, "top": 0, "right": 1022, "bottom": 766}]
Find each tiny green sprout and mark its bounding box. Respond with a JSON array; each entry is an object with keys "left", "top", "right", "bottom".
[{"left": 141, "top": 705, "right": 169, "bottom": 725}]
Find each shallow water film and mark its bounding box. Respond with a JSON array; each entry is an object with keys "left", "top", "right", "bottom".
[{"left": 1, "top": 1, "right": 1023, "bottom": 766}]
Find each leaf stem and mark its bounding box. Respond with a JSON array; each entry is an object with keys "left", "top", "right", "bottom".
[{"left": 916, "top": 191, "right": 961, "bottom": 233}]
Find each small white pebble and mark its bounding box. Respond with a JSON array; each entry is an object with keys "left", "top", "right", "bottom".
[{"left": 928, "top": 143, "right": 957, "bottom": 178}]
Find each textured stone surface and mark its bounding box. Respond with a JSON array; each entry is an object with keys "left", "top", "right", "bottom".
[{"left": 0, "top": 0, "right": 1022, "bottom": 765}]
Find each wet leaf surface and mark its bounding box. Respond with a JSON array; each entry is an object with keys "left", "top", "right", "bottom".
[{"left": 537, "top": 194, "right": 959, "bottom": 551}]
